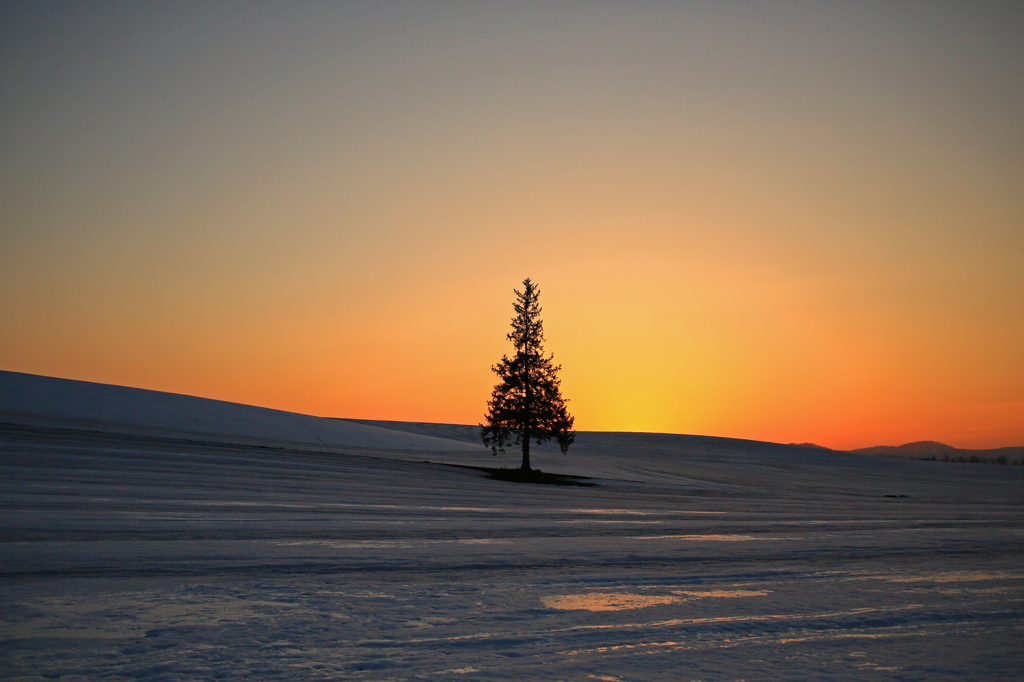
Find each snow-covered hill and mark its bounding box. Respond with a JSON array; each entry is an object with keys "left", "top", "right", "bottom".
[
  {"left": 2, "top": 372, "right": 1023, "bottom": 680},
  {"left": 0, "top": 370, "right": 481, "bottom": 453}
]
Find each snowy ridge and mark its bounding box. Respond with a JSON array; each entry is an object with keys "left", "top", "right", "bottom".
[
  {"left": 4, "top": 370, "right": 1020, "bottom": 494},
  {"left": 0, "top": 370, "right": 482, "bottom": 453}
]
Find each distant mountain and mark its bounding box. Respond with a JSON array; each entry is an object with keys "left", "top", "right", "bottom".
[{"left": 852, "top": 440, "right": 1024, "bottom": 462}]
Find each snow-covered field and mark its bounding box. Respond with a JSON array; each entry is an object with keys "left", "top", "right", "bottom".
[{"left": 2, "top": 371, "right": 1023, "bottom": 681}]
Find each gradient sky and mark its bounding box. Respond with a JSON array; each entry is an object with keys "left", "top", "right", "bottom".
[{"left": 2, "top": 2, "right": 1022, "bottom": 449}]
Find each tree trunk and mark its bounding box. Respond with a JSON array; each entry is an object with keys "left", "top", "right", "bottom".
[{"left": 522, "top": 385, "right": 531, "bottom": 471}]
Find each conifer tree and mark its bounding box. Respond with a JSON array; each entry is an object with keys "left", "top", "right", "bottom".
[{"left": 481, "top": 278, "right": 575, "bottom": 471}]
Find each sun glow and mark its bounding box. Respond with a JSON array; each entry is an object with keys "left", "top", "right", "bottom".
[{"left": 1, "top": 4, "right": 1022, "bottom": 450}]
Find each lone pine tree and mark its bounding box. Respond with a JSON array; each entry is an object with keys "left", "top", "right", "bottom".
[{"left": 481, "top": 278, "right": 575, "bottom": 471}]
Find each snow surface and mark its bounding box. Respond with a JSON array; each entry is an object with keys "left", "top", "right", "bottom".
[{"left": 2, "top": 371, "right": 1024, "bottom": 680}]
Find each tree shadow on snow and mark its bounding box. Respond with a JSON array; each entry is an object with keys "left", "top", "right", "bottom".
[{"left": 438, "top": 463, "right": 598, "bottom": 487}]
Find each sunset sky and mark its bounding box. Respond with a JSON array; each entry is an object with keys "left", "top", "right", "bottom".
[{"left": 2, "top": 2, "right": 1022, "bottom": 449}]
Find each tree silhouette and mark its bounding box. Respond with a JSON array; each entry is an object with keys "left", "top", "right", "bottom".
[{"left": 481, "top": 278, "right": 575, "bottom": 471}]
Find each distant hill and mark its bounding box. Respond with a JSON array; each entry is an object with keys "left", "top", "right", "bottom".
[{"left": 852, "top": 440, "right": 1024, "bottom": 464}]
